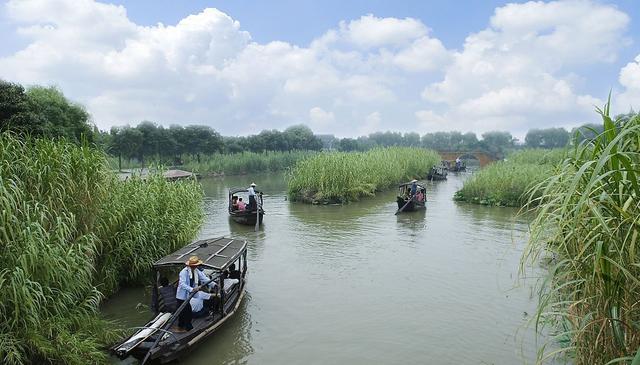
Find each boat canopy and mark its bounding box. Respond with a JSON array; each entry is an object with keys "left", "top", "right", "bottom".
[
  {"left": 229, "top": 187, "right": 262, "bottom": 195},
  {"left": 398, "top": 181, "right": 424, "bottom": 187},
  {"left": 153, "top": 237, "right": 247, "bottom": 271}
]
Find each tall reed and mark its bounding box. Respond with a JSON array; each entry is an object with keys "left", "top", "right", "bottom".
[
  {"left": 455, "top": 149, "right": 565, "bottom": 207},
  {"left": 521, "top": 103, "right": 640, "bottom": 364},
  {"left": 287, "top": 147, "right": 440, "bottom": 203},
  {"left": 0, "top": 133, "right": 203, "bottom": 364}
]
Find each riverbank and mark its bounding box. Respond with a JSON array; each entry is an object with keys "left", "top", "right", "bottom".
[
  {"left": 108, "top": 150, "right": 317, "bottom": 176},
  {"left": 0, "top": 134, "right": 203, "bottom": 364},
  {"left": 454, "top": 149, "right": 565, "bottom": 207},
  {"left": 286, "top": 147, "right": 440, "bottom": 204}
]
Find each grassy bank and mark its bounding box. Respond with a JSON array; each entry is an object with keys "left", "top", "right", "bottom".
[
  {"left": 454, "top": 149, "right": 564, "bottom": 207},
  {"left": 0, "top": 133, "right": 203, "bottom": 364},
  {"left": 522, "top": 105, "right": 640, "bottom": 363},
  {"left": 286, "top": 147, "right": 440, "bottom": 203},
  {"left": 108, "top": 150, "right": 316, "bottom": 175}
]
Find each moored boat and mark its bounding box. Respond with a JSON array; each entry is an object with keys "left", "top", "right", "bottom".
[
  {"left": 112, "top": 237, "right": 248, "bottom": 364},
  {"left": 396, "top": 181, "right": 427, "bottom": 213},
  {"left": 228, "top": 187, "right": 264, "bottom": 225}
]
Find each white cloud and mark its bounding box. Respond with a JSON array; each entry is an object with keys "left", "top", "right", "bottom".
[
  {"left": 617, "top": 54, "right": 640, "bottom": 112},
  {"left": 0, "top": 0, "right": 634, "bottom": 137},
  {"left": 421, "top": 0, "right": 628, "bottom": 136}
]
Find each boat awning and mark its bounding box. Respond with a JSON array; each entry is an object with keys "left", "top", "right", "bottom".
[
  {"left": 399, "top": 181, "right": 424, "bottom": 187},
  {"left": 153, "top": 237, "right": 247, "bottom": 271}
]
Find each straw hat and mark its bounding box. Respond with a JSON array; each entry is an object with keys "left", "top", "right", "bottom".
[
  {"left": 411, "top": 179, "right": 418, "bottom": 183},
  {"left": 250, "top": 182, "right": 256, "bottom": 186},
  {"left": 185, "top": 255, "right": 204, "bottom": 267}
]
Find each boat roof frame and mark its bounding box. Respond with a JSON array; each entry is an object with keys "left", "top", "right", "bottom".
[
  {"left": 153, "top": 237, "right": 247, "bottom": 271},
  {"left": 229, "top": 187, "right": 263, "bottom": 195},
  {"left": 398, "top": 181, "right": 425, "bottom": 187}
]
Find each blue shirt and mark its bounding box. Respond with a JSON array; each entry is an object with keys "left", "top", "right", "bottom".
[
  {"left": 248, "top": 186, "right": 256, "bottom": 196},
  {"left": 411, "top": 182, "right": 417, "bottom": 195},
  {"left": 176, "top": 267, "right": 211, "bottom": 301}
]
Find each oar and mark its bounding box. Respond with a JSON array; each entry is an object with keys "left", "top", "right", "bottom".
[
  {"left": 254, "top": 193, "right": 262, "bottom": 231},
  {"left": 140, "top": 277, "right": 216, "bottom": 365},
  {"left": 395, "top": 193, "right": 415, "bottom": 215}
]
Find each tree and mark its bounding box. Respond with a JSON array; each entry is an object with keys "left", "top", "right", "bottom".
[
  {"left": 336, "top": 138, "right": 359, "bottom": 151},
  {"left": 26, "top": 86, "right": 94, "bottom": 143},
  {"left": 283, "top": 125, "right": 322, "bottom": 151},
  {"left": 0, "top": 80, "right": 39, "bottom": 135},
  {"left": 525, "top": 128, "right": 569, "bottom": 148},
  {"left": 479, "top": 131, "right": 515, "bottom": 158}
]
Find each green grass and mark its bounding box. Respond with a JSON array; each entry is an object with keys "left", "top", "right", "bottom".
[
  {"left": 108, "top": 150, "right": 317, "bottom": 175},
  {"left": 454, "top": 149, "right": 565, "bottom": 207},
  {"left": 286, "top": 147, "right": 440, "bottom": 203},
  {"left": 0, "top": 133, "right": 203, "bottom": 364},
  {"left": 521, "top": 102, "right": 640, "bottom": 364}
]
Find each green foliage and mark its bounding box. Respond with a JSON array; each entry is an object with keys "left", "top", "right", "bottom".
[
  {"left": 522, "top": 103, "right": 640, "bottom": 364},
  {"left": 455, "top": 149, "right": 565, "bottom": 207},
  {"left": 182, "top": 150, "right": 316, "bottom": 175},
  {"left": 525, "top": 127, "right": 570, "bottom": 148},
  {"left": 0, "top": 133, "right": 203, "bottom": 364},
  {"left": 286, "top": 147, "right": 440, "bottom": 203},
  {"left": 0, "top": 80, "right": 95, "bottom": 143}
]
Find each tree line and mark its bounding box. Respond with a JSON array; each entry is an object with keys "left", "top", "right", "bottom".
[{"left": 2, "top": 79, "right": 637, "bottom": 164}]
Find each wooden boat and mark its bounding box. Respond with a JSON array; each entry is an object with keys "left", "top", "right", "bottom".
[
  {"left": 427, "top": 166, "right": 448, "bottom": 181},
  {"left": 396, "top": 181, "right": 427, "bottom": 213},
  {"left": 112, "top": 237, "right": 248, "bottom": 364},
  {"left": 228, "top": 187, "right": 264, "bottom": 225}
]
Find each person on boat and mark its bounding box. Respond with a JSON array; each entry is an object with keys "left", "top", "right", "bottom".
[
  {"left": 248, "top": 182, "right": 257, "bottom": 210},
  {"left": 224, "top": 263, "right": 241, "bottom": 280},
  {"left": 231, "top": 196, "right": 238, "bottom": 210},
  {"left": 237, "top": 197, "right": 246, "bottom": 211},
  {"left": 416, "top": 189, "right": 425, "bottom": 202},
  {"left": 410, "top": 179, "right": 418, "bottom": 198},
  {"left": 190, "top": 291, "right": 213, "bottom": 319},
  {"left": 455, "top": 157, "right": 461, "bottom": 169},
  {"left": 176, "top": 256, "right": 212, "bottom": 332}
]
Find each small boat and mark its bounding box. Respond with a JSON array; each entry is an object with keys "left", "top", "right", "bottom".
[
  {"left": 396, "top": 181, "right": 427, "bottom": 213},
  {"left": 112, "top": 237, "right": 248, "bottom": 364},
  {"left": 228, "top": 187, "right": 264, "bottom": 225},
  {"left": 427, "top": 166, "right": 448, "bottom": 181}
]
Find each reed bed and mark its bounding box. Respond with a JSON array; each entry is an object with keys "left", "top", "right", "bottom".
[
  {"left": 183, "top": 150, "right": 316, "bottom": 175},
  {"left": 455, "top": 149, "right": 565, "bottom": 207},
  {"left": 0, "top": 133, "right": 203, "bottom": 364},
  {"left": 521, "top": 104, "right": 640, "bottom": 364},
  {"left": 286, "top": 147, "right": 440, "bottom": 203}
]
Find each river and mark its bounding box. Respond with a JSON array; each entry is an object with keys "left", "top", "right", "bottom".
[{"left": 104, "top": 171, "right": 542, "bottom": 364}]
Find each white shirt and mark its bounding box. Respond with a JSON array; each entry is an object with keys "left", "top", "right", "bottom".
[
  {"left": 189, "top": 291, "right": 212, "bottom": 312},
  {"left": 248, "top": 186, "right": 256, "bottom": 196}
]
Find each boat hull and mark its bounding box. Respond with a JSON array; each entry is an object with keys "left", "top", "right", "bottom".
[
  {"left": 396, "top": 197, "right": 426, "bottom": 212},
  {"left": 229, "top": 210, "right": 264, "bottom": 225}
]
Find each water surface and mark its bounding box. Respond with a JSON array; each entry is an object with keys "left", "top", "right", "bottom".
[{"left": 104, "top": 172, "right": 541, "bottom": 364}]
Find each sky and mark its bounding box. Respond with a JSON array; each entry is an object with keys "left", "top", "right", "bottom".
[{"left": 0, "top": 0, "right": 639, "bottom": 139}]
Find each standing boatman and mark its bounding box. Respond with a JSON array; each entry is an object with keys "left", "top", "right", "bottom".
[
  {"left": 248, "top": 182, "right": 257, "bottom": 210},
  {"left": 410, "top": 179, "right": 418, "bottom": 199},
  {"left": 175, "top": 256, "right": 212, "bottom": 332}
]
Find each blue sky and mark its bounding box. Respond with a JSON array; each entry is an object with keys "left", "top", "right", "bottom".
[{"left": 1, "top": 0, "right": 639, "bottom": 137}]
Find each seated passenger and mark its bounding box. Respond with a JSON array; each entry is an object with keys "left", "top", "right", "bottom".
[
  {"left": 416, "top": 190, "right": 424, "bottom": 202},
  {"left": 237, "top": 198, "right": 246, "bottom": 211},
  {"left": 189, "top": 291, "right": 213, "bottom": 318},
  {"left": 231, "top": 196, "right": 238, "bottom": 210},
  {"left": 225, "top": 263, "right": 241, "bottom": 280}
]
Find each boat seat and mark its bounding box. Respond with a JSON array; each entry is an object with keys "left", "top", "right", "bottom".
[{"left": 158, "top": 285, "right": 177, "bottom": 313}]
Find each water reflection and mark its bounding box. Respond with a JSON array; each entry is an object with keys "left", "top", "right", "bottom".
[{"left": 104, "top": 172, "right": 543, "bottom": 365}]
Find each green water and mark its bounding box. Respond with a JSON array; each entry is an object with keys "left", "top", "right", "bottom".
[{"left": 104, "top": 172, "right": 542, "bottom": 364}]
